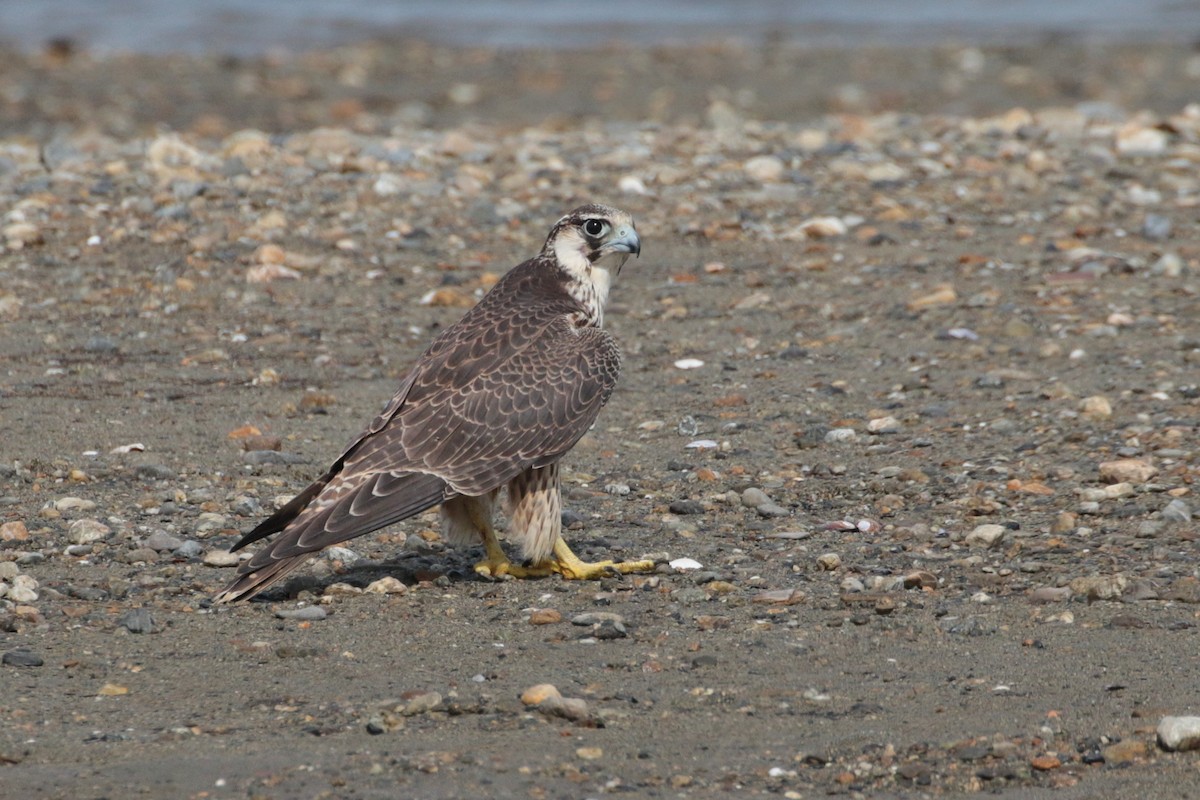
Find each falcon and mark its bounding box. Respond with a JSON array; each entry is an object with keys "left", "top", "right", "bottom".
[{"left": 214, "top": 204, "right": 655, "bottom": 603}]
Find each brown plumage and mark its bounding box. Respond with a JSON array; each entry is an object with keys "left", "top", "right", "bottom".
[{"left": 214, "top": 204, "right": 654, "bottom": 603}]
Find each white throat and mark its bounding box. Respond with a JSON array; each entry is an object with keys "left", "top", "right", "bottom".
[{"left": 553, "top": 230, "right": 612, "bottom": 326}]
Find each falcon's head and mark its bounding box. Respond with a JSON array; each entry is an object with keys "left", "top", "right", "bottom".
[{"left": 546, "top": 204, "right": 641, "bottom": 278}]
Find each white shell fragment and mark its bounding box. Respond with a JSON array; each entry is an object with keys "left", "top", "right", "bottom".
[
  {"left": 685, "top": 439, "right": 718, "bottom": 450},
  {"left": 109, "top": 442, "right": 146, "bottom": 454},
  {"left": 669, "top": 557, "right": 703, "bottom": 570},
  {"left": 674, "top": 358, "right": 705, "bottom": 370}
]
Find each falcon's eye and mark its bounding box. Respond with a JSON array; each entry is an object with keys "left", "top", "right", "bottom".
[{"left": 583, "top": 219, "right": 608, "bottom": 238}]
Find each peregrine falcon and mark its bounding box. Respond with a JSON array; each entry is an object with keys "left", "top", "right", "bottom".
[{"left": 214, "top": 204, "right": 654, "bottom": 603}]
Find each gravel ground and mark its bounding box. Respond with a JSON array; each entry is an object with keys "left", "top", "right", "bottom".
[{"left": 2, "top": 38, "right": 1200, "bottom": 798}]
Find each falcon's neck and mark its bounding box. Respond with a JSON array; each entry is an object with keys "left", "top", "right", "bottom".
[{"left": 552, "top": 233, "right": 611, "bottom": 328}]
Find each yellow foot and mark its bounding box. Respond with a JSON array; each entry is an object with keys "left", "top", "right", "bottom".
[
  {"left": 549, "top": 538, "right": 657, "bottom": 580},
  {"left": 473, "top": 556, "right": 556, "bottom": 579}
]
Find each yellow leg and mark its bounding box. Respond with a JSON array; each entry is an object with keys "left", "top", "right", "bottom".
[
  {"left": 470, "top": 501, "right": 559, "bottom": 575},
  {"left": 549, "top": 538, "right": 657, "bottom": 580},
  {"left": 472, "top": 519, "right": 557, "bottom": 579}
]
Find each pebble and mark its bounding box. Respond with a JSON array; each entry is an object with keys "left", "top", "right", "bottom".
[
  {"left": 9, "top": 574, "right": 39, "bottom": 603},
  {"left": 2, "top": 649, "right": 44, "bottom": 668},
  {"left": 66, "top": 518, "right": 110, "bottom": 544},
  {"left": 816, "top": 553, "right": 842, "bottom": 571},
  {"left": 741, "top": 487, "right": 771, "bottom": 508},
  {"left": 965, "top": 524, "right": 1007, "bottom": 549},
  {"left": 669, "top": 557, "right": 702, "bottom": 570},
  {"left": 1102, "top": 739, "right": 1147, "bottom": 763},
  {"left": 521, "top": 683, "right": 590, "bottom": 722},
  {"left": 175, "top": 540, "right": 204, "bottom": 558},
  {"left": 669, "top": 499, "right": 704, "bottom": 515},
  {"left": 528, "top": 608, "right": 562, "bottom": 625},
  {"left": 1079, "top": 395, "right": 1112, "bottom": 420},
  {"left": 116, "top": 608, "right": 160, "bottom": 634},
  {"left": 752, "top": 588, "right": 805, "bottom": 605},
  {"left": 54, "top": 496, "right": 96, "bottom": 515},
  {"left": 1098, "top": 459, "right": 1157, "bottom": 484},
  {"left": 145, "top": 530, "right": 185, "bottom": 551},
  {"left": 0, "top": 520, "right": 28, "bottom": 541},
  {"left": 1158, "top": 716, "right": 1200, "bottom": 752},
  {"left": 202, "top": 549, "right": 240, "bottom": 567},
  {"left": 755, "top": 502, "right": 789, "bottom": 518},
  {"left": 1028, "top": 587, "right": 1072, "bottom": 604},
  {"left": 866, "top": 416, "right": 901, "bottom": 434},
  {"left": 1161, "top": 499, "right": 1192, "bottom": 524},
  {"left": 274, "top": 606, "right": 328, "bottom": 621},
  {"left": 1069, "top": 574, "right": 1127, "bottom": 601},
  {"left": 364, "top": 576, "right": 407, "bottom": 595},
  {"left": 824, "top": 428, "right": 857, "bottom": 444},
  {"left": 743, "top": 154, "right": 785, "bottom": 182}
]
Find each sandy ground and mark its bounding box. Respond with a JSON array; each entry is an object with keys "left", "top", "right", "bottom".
[{"left": 1, "top": 37, "right": 1199, "bottom": 798}]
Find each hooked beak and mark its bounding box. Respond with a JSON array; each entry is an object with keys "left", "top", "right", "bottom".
[
  {"left": 602, "top": 226, "right": 640, "bottom": 273},
  {"left": 606, "top": 226, "right": 641, "bottom": 257}
]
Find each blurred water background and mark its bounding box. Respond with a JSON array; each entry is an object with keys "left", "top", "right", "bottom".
[{"left": 1, "top": 0, "right": 1198, "bottom": 55}]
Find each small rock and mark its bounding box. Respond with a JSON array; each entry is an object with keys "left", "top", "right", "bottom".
[
  {"left": 274, "top": 606, "right": 327, "bottom": 621},
  {"left": 824, "top": 428, "right": 857, "bottom": 444},
  {"left": 743, "top": 154, "right": 785, "bottom": 182},
  {"left": 816, "top": 553, "right": 842, "bottom": 571},
  {"left": 323, "top": 582, "right": 363, "bottom": 597},
  {"left": 1079, "top": 395, "right": 1112, "bottom": 420},
  {"left": 116, "top": 608, "right": 160, "bottom": 634},
  {"left": 9, "top": 574, "right": 38, "bottom": 603},
  {"left": 175, "top": 540, "right": 204, "bottom": 558},
  {"left": 529, "top": 608, "right": 562, "bottom": 625},
  {"left": 67, "top": 518, "right": 111, "bottom": 544},
  {"left": 1098, "top": 459, "right": 1157, "bottom": 484},
  {"left": 1158, "top": 716, "right": 1200, "bottom": 751},
  {"left": 965, "top": 524, "right": 1007, "bottom": 549},
  {"left": 134, "top": 463, "right": 176, "bottom": 481},
  {"left": 144, "top": 530, "right": 184, "bottom": 551},
  {"left": 53, "top": 496, "right": 96, "bottom": 513},
  {"left": 669, "top": 499, "right": 704, "bottom": 515},
  {"left": 796, "top": 216, "right": 848, "bottom": 239},
  {"left": 576, "top": 746, "right": 603, "bottom": 760},
  {"left": 1028, "top": 587, "right": 1072, "bottom": 604},
  {"left": 1161, "top": 499, "right": 1191, "bottom": 524},
  {"left": 364, "top": 576, "right": 407, "bottom": 595},
  {"left": 867, "top": 416, "right": 901, "bottom": 434},
  {"left": 202, "top": 549, "right": 240, "bottom": 567},
  {"left": 2, "top": 649, "right": 44, "bottom": 668},
  {"left": 521, "top": 684, "right": 562, "bottom": 707},
  {"left": 1069, "top": 574, "right": 1127, "bottom": 601},
  {"left": 1102, "top": 738, "right": 1147, "bottom": 763},
  {"left": 756, "top": 502, "right": 789, "bottom": 518},
  {"left": 0, "top": 521, "right": 29, "bottom": 541},
  {"left": 1030, "top": 754, "right": 1061, "bottom": 771},
  {"left": 741, "top": 488, "right": 771, "bottom": 508},
  {"left": 751, "top": 588, "right": 805, "bottom": 605}
]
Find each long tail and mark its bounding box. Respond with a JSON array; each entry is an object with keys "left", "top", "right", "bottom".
[{"left": 214, "top": 471, "right": 450, "bottom": 603}]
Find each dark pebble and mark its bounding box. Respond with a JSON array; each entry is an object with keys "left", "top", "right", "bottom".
[
  {"left": 134, "top": 463, "right": 177, "bottom": 481},
  {"left": 3, "top": 649, "right": 44, "bottom": 667},
  {"left": 669, "top": 499, "right": 704, "bottom": 515}
]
